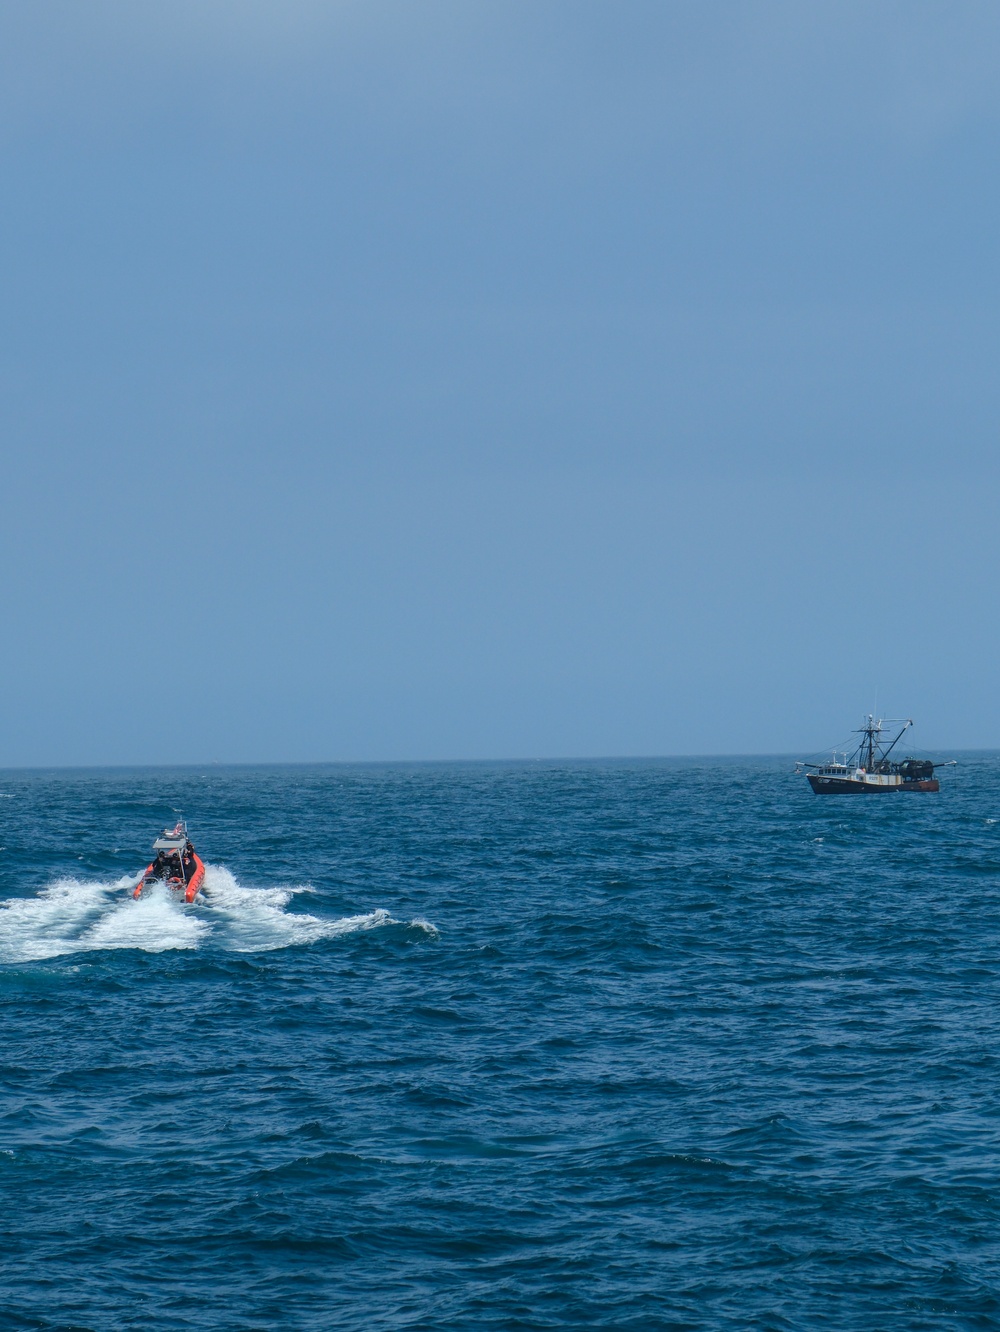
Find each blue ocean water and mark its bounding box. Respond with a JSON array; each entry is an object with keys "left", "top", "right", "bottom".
[{"left": 2, "top": 756, "right": 1000, "bottom": 1330}]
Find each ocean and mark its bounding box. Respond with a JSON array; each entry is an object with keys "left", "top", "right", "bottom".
[{"left": 1, "top": 756, "right": 999, "bottom": 1330}]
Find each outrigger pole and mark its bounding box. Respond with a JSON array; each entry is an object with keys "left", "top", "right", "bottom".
[{"left": 877, "top": 718, "right": 912, "bottom": 766}]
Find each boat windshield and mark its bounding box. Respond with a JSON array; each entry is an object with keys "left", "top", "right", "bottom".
[{"left": 152, "top": 835, "right": 188, "bottom": 852}]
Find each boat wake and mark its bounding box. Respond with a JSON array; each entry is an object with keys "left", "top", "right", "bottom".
[{"left": 0, "top": 865, "right": 437, "bottom": 964}]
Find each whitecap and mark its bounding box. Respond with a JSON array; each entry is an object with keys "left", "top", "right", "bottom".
[{"left": 410, "top": 918, "right": 440, "bottom": 937}]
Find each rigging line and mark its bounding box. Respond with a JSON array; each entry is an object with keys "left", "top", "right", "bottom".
[{"left": 802, "top": 734, "right": 856, "bottom": 764}]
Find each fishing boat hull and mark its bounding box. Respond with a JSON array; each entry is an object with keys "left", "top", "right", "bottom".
[
  {"left": 807, "top": 774, "right": 900, "bottom": 793},
  {"left": 807, "top": 774, "right": 940, "bottom": 794}
]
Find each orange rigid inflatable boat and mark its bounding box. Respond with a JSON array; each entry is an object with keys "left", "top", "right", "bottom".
[{"left": 133, "top": 821, "right": 206, "bottom": 903}]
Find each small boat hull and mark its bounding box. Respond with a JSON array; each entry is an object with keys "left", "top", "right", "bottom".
[{"left": 133, "top": 853, "right": 206, "bottom": 901}]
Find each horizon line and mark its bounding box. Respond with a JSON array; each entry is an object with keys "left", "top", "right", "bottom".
[{"left": 0, "top": 748, "right": 988, "bottom": 774}]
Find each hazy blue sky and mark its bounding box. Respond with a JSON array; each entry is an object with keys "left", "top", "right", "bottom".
[{"left": 2, "top": 1, "right": 999, "bottom": 764}]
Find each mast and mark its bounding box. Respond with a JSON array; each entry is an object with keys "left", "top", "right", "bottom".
[{"left": 852, "top": 715, "right": 912, "bottom": 771}]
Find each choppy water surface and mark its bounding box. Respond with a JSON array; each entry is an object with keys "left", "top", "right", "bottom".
[{"left": 2, "top": 757, "right": 1000, "bottom": 1329}]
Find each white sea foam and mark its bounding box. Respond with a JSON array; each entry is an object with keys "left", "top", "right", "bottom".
[
  {"left": 199, "top": 865, "right": 399, "bottom": 953},
  {"left": 0, "top": 876, "right": 128, "bottom": 963},
  {"left": 82, "top": 881, "right": 209, "bottom": 954},
  {"left": 0, "top": 864, "right": 436, "bottom": 963}
]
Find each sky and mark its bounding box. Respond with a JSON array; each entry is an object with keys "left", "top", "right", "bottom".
[{"left": 1, "top": 0, "right": 999, "bottom": 765}]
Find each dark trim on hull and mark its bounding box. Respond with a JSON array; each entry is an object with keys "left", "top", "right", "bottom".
[{"left": 807, "top": 775, "right": 898, "bottom": 794}]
